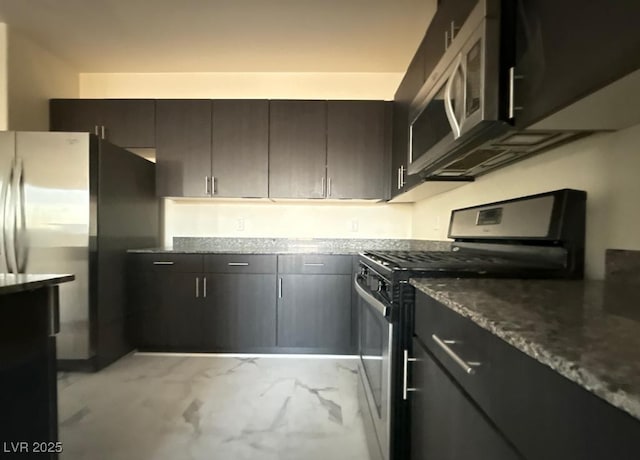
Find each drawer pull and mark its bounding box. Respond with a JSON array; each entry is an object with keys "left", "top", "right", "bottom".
[
  {"left": 403, "top": 349, "right": 418, "bottom": 400},
  {"left": 152, "top": 261, "right": 174, "bottom": 265},
  {"left": 303, "top": 263, "right": 325, "bottom": 267},
  {"left": 203, "top": 276, "right": 207, "bottom": 298},
  {"left": 432, "top": 334, "right": 481, "bottom": 375},
  {"left": 227, "top": 262, "right": 249, "bottom": 266}
]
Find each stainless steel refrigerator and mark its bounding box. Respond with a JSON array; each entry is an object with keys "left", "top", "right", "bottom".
[{"left": 0, "top": 131, "right": 158, "bottom": 370}]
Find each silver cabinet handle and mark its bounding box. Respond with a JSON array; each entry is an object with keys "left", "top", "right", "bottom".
[
  {"left": 278, "top": 278, "right": 283, "bottom": 298},
  {"left": 328, "top": 177, "right": 332, "bottom": 197},
  {"left": 195, "top": 277, "right": 199, "bottom": 298},
  {"left": 397, "top": 167, "right": 401, "bottom": 190},
  {"left": 508, "top": 67, "right": 524, "bottom": 119},
  {"left": 303, "top": 263, "right": 324, "bottom": 267},
  {"left": 445, "top": 30, "right": 450, "bottom": 51},
  {"left": 212, "top": 176, "right": 217, "bottom": 195},
  {"left": 101, "top": 125, "right": 106, "bottom": 139},
  {"left": 205, "top": 176, "right": 210, "bottom": 195},
  {"left": 94, "top": 126, "right": 100, "bottom": 136},
  {"left": 227, "top": 262, "right": 249, "bottom": 266},
  {"left": 403, "top": 349, "right": 417, "bottom": 400},
  {"left": 399, "top": 165, "right": 405, "bottom": 188},
  {"left": 432, "top": 334, "right": 481, "bottom": 375},
  {"left": 450, "top": 21, "right": 460, "bottom": 42},
  {"left": 321, "top": 176, "right": 325, "bottom": 197},
  {"left": 203, "top": 276, "right": 207, "bottom": 298},
  {"left": 152, "top": 261, "right": 174, "bottom": 265}
]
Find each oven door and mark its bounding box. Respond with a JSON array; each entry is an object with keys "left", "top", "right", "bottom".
[{"left": 355, "top": 274, "right": 394, "bottom": 460}]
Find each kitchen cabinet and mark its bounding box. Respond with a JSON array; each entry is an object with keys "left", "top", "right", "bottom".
[
  {"left": 327, "top": 101, "right": 391, "bottom": 199},
  {"left": 203, "top": 255, "right": 277, "bottom": 351},
  {"left": 211, "top": 100, "right": 269, "bottom": 198},
  {"left": 410, "top": 337, "right": 520, "bottom": 460},
  {"left": 50, "top": 99, "right": 155, "bottom": 148},
  {"left": 411, "top": 290, "right": 640, "bottom": 460},
  {"left": 127, "top": 254, "right": 203, "bottom": 350},
  {"left": 155, "top": 99, "right": 212, "bottom": 197},
  {"left": 514, "top": 0, "right": 640, "bottom": 129},
  {"left": 269, "top": 100, "right": 327, "bottom": 199},
  {"left": 277, "top": 255, "right": 352, "bottom": 352},
  {"left": 128, "top": 254, "right": 277, "bottom": 352}
]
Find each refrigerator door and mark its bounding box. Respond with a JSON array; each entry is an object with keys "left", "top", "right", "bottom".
[
  {"left": 0, "top": 132, "right": 16, "bottom": 274},
  {"left": 16, "top": 132, "right": 92, "bottom": 360}
]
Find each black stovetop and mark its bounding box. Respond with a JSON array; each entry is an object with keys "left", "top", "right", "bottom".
[{"left": 360, "top": 250, "right": 565, "bottom": 278}]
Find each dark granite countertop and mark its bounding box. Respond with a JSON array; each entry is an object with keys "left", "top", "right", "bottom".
[
  {"left": 410, "top": 278, "right": 640, "bottom": 421},
  {"left": 128, "top": 237, "right": 452, "bottom": 255},
  {"left": 0, "top": 273, "right": 75, "bottom": 295}
]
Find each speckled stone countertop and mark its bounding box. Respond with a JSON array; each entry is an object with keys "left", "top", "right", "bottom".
[
  {"left": 410, "top": 277, "right": 640, "bottom": 421},
  {"left": 128, "top": 237, "right": 452, "bottom": 254}
]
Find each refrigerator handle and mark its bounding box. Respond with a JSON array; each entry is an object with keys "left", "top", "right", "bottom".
[
  {"left": 1, "top": 161, "right": 13, "bottom": 273},
  {"left": 15, "top": 159, "right": 27, "bottom": 273},
  {"left": 3, "top": 160, "right": 17, "bottom": 274}
]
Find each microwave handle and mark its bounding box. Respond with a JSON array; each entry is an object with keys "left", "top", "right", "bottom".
[{"left": 444, "top": 54, "right": 464, "bottom": 139}]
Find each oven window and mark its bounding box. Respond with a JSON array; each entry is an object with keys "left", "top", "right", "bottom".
[
  {"left": 411, "top": 81, "right": 452, "bottom": 163},
  {"left": 359, "top": 296, "right": 386, "bottom": 416}
]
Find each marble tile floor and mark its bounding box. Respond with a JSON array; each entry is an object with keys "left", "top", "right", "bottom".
[{"left": 57, "top": 353, "right": 371, "bottom": 460}]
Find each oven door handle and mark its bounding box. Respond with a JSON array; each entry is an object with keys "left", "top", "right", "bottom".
[{"left": 354, "top": 274, "right": 391, "bottom": 319}]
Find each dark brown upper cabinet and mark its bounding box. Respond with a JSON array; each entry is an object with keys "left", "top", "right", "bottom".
[
  {"left": 50, "top": 99, "right": 155, "bottom": 148},
  {"left": 514, "top": 0, "right": 640, "bottom": 129},
  {"left": 327, "top": 101, "right": 390, "bottom": 200},
  {"left": 268, "top": 100, "right": 327, "bottom": 199},
  {"left": 155, "top": 99, "right": 212, "bottom": 197},
  {"left": 211, "top": 100, "right": 269, "bottom": 198}
]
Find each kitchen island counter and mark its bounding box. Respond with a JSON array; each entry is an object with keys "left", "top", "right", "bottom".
[
  {"left": 0, "top": 273, "right": 75, "bottom": 295},
  {"left": 410, "top": 277, "right": 640, "bottom": 421}
]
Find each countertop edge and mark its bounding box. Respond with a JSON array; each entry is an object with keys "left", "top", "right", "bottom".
[{"left": 0, "top": 274, "right": 75, "bottom": 296}]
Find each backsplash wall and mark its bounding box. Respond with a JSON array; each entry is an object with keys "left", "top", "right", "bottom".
[
  {"left": 163, "top": 200, "right": 413, "bottom": 247},
  {"left": 411, "top": 122, "right": 640, "bottom": 280}
]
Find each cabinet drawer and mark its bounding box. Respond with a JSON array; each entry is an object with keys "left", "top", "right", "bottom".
[
  {"left": 204, "top": 254, "right": 276, "bottom": 274},
  {"left": 277, "top": 254, "right": 353, "bottom": 274},
  {"left": 413, "top": 290, "right": 640, "bottom": 460},
  {"left": 128, "top": 254, "right": 203, "bottom": 273}
]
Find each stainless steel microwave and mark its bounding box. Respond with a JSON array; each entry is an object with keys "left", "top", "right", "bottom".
[
  {"left": 407, "top": 0, "right": 586, "bottom": 178},
  {"left": 408, "top": 0, "right": 509, "bottom": 176}
]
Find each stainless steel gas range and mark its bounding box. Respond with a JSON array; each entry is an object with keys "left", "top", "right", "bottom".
[{"left": 354, "top": 188, "right": 587, "bottom": 460}]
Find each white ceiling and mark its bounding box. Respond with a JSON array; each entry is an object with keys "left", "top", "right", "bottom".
[{"left": 0, "top": 0, "right": 435, "bottom": 73}]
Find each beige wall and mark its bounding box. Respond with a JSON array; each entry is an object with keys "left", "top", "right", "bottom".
[
  {"left": 7, "top": 28, "right": 78, "bottom": 131},
  {"left": 163, "top": 200, "right": 413, "bottom": 247},
  {"left": 412, "top": 123, "right": 640, "bottom": 280},
  {"left": 0, "top": 24, "right": 7, "bottom": 130},
  {"left": 79, "top": 72, "right": 402, "bottom": 100}
]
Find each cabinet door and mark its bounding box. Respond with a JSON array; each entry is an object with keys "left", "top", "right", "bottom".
[
  {"left": 327, "top": 101, "right": 389, "bottom": 199},
  {"left": 101, "top": 99, "right": 155, "bottom": 148},
  {"left": 203, "top": 274, "right": 277, "bottom": 350},
  {"left": 211, "top": 100, "right": 269, "bottom": 198},
  {"left": 50, "top": 99, "right": 102, "bottom": 134},
  {"left": 161, "top": 273, "right": 204, "bottom": 350},
  {"left": 155, "top": 99, "right": 212, "bottom": 197},
  {"left": 277, "top": 274, "right": 351, "bottom": 351},
  {"left": 269, "top": 101, "right": 327, "bottom": 198},
  {"left": 514, "top": 0, "right": 640, "bottom": 128},
  {"left": 410, "top": 338, "right": 520, "bottom": 460},
  {"left": 130, "top": 271, "right": 168, "bottom": 349}
]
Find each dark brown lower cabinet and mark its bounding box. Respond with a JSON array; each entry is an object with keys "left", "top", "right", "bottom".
[
  {"left": 410, "top": 337, "right": 521, "bottom": 460},
  {"left": 129, "top": 271, "right": 167, "bottom": 349},
  {"left": 277, "top": 274, "right": 351, "bottom": 352},
  {"left": 163, "top": 273, "right": 204, "bottom": 349},
  {"left": 203, "top": 274, "right": 277, "bottom": 350}
]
